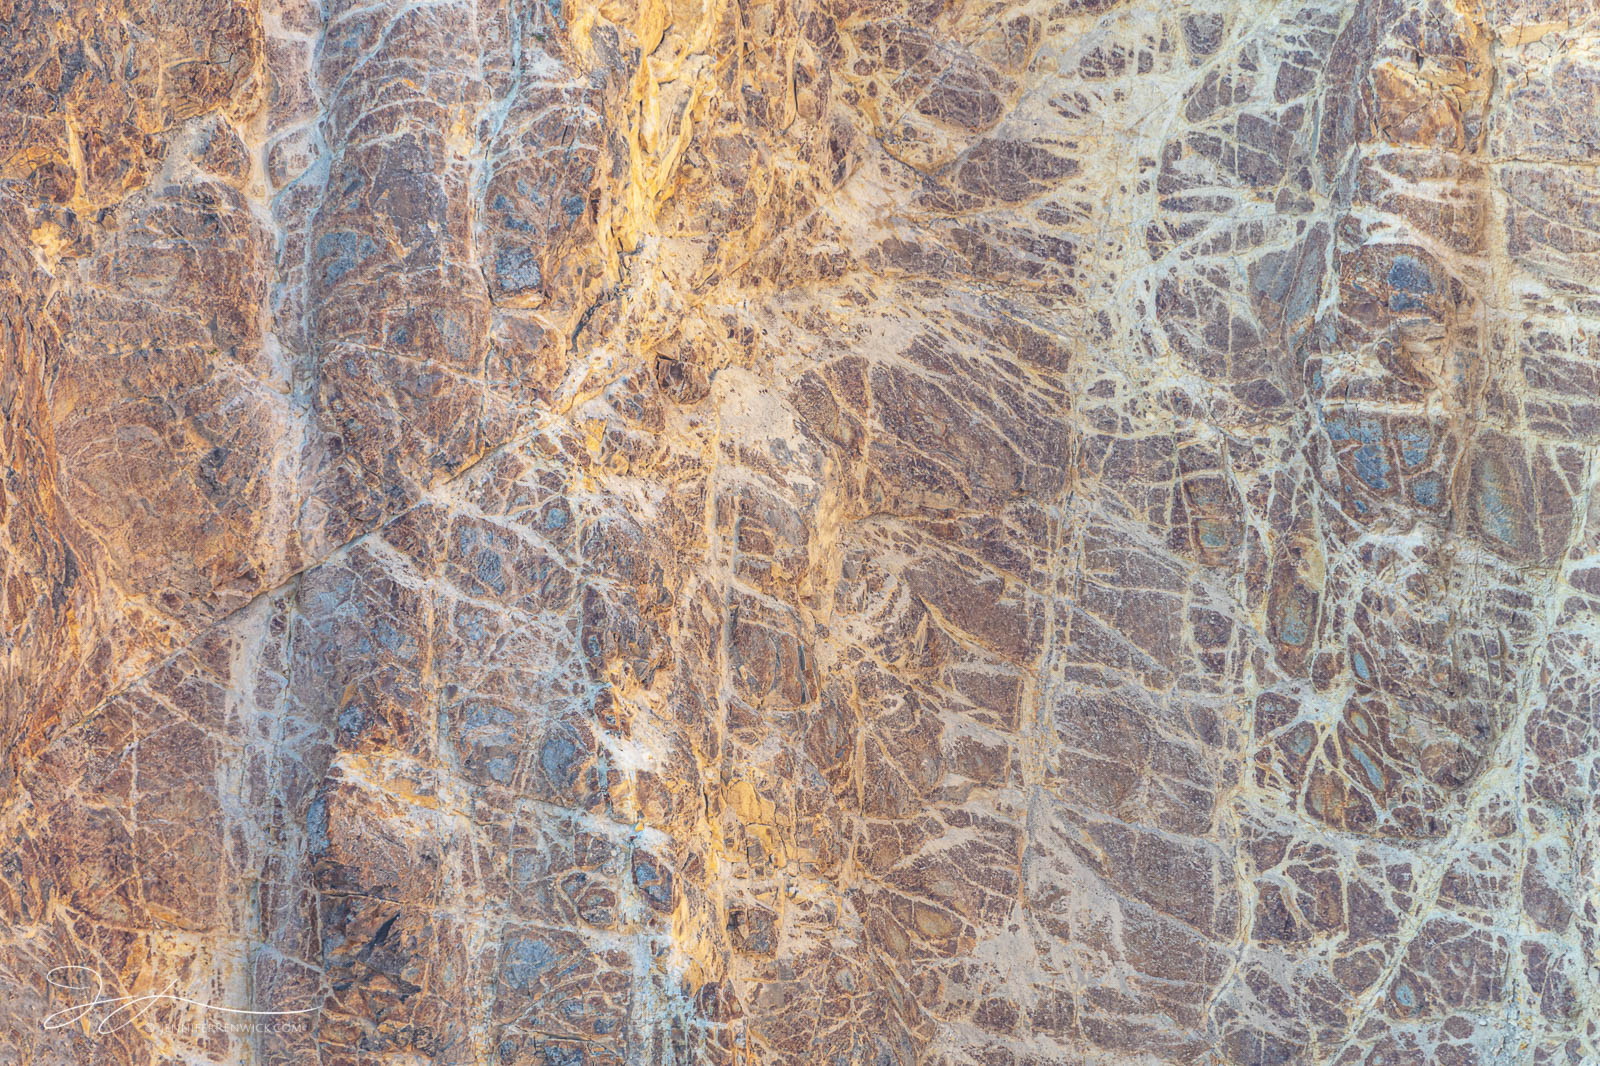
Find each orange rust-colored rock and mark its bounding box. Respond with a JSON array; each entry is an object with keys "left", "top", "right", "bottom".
[{"left": 4, "top": 0, "right": 1600, "bottom": 1064}]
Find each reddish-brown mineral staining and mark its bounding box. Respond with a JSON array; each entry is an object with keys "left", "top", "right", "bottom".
[{"left": 4, "top": 0, "right": 1600, "bottom": 1062}]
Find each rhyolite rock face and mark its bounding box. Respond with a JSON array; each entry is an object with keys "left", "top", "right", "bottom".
[{"left": 3, "top": 0, "right": 1599, "bottom": 1062}]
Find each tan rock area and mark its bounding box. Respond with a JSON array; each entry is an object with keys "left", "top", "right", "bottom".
[{"left": 4, "top": 0, "right": 1600, "bottom": 1061}]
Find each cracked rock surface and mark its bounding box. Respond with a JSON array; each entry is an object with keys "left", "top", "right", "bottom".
[{"left": 4, "top": 0, "right": 1600, "bottom": 1062}]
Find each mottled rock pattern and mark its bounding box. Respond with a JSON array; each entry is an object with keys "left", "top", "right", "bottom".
[{"left": 4, "top": 0, "right": 1600, "bottom": 1063}]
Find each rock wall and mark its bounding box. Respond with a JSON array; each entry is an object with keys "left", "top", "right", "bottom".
[{"left": 4, "top": 0, "right": 1600, "bottom": 1063}]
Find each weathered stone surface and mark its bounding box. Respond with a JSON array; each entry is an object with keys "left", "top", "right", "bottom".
[{"left": 4, "top": 0, "right": 1600, "bottom": 1063}]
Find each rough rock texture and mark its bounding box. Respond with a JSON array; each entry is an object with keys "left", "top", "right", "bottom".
[{"left": 4, "top": 0, "right": 1600, "bottom": 1062}]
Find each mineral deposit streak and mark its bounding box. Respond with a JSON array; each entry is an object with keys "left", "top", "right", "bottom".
[{"left": 3, "top": 0, "right": 1598, "bottom": 1064}]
